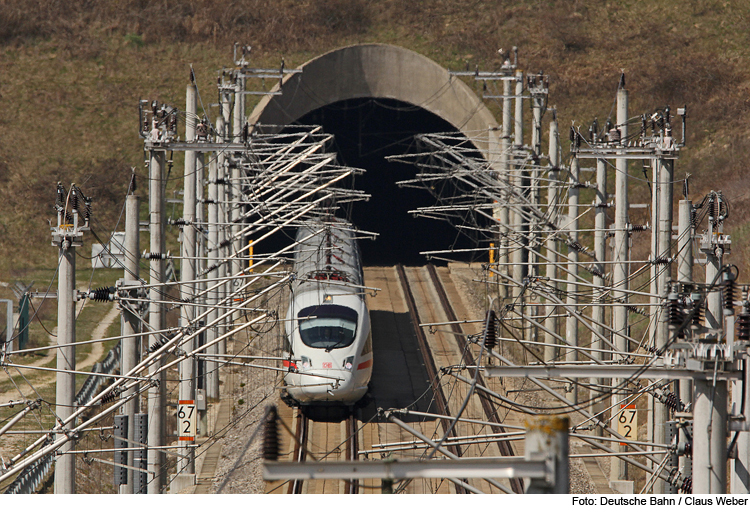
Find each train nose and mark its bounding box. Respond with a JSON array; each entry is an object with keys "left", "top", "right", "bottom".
[{"left": 296, "top": 370, "right": 352, "bottom": 401}]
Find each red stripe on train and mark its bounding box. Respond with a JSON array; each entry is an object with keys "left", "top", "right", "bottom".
[
  {"left": 283, "top": 360, "right": 297, "bottom": 370},
  {"left": 357, "top": 358, "right": 373, "bottom": 370}
]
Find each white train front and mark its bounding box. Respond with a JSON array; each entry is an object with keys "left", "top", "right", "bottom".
[{"left": 282, "top": 219, "right": 373, "bottom": 406}]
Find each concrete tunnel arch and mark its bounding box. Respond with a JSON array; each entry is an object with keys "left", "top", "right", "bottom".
[
  {"left": 248, "top": 44, "right": 500, "bottom": 264},
  {"left": 249, "top": 43, "right": 499, "bottom": 156}
]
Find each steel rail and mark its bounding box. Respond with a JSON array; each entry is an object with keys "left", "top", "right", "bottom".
[
  {"left": 287, "top": 408, "right": 309, "bottom": 494},
  {"left": 395, "top": 264, "right": 469, "bottom": 494},
  {"left": 425, "top": 264, "right": 525, "bottom": 494}
]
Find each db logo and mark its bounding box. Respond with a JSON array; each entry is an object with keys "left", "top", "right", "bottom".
[{"left": 322, "top": 362, "right": 333, "bottom": 369}]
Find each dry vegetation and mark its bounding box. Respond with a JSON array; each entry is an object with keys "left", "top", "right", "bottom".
[
  {"left": 2, "top": 0, "right": 749, "bottom": 493},
  {"left": 1, "top": 0, "right": 750, "bottom": 273}
]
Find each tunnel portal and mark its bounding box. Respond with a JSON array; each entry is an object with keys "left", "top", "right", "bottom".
[{"left": 249, "top": 44, "right": 499, "bottom": 265}]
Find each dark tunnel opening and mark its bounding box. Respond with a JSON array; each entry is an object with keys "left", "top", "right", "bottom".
[{"left": 292, "top": 97, "right": 484, "bottom": 266}]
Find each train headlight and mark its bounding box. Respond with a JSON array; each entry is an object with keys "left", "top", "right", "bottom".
[
  {"left": 301, "top": 356, "right": 312, "bottom": 370},
  {"left": 343, "top": 356, "right": 354, "bottom": 371}
]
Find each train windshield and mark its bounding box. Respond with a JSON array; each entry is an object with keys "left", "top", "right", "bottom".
[{"left": 297, "top": 304, "right": 358, "bottom": 350}]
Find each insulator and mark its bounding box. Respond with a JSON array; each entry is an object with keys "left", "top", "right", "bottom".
[
  {"left": 724, "top": 272, "right": 736, "bottom": 311},
  {"left": 70, "top": 186, "right": 79, "bottom": 211},
  {"left": 262, "top": 405, "right": 280, "bottom": 461},
  {"left": 168, "top": 112, "right": 178, "bottom": 134},
  {"left": 589, "top": 267, "right": 605, "bottom": 279},
  {"left": 607, "top": 128, "right": 620, "bottom": 143},
  {"left": 692, "top": 299, "right": 704, "bottom": 326},
  {"left": 708, "top": 196, "right": 716, "bottom": 221},
  {"left": 89, "top": 286, "right": 114, "bottom": 302},
  {"left": 203, "top": 263, "right": 219, "bottom": 275},
  {"left": 219, "top": 239, "right": 232, "bottom": 249},
  {"left": 100, "top": 389, "right": 120, "bottom": 404},
  {"left": 147, "top": 333, "right": 174, "bottom": 353},
  {"left": 626, "top": 305, "right": 648, "bottom": 317},
  {"left": 55, "top": 183, "right": 66, "bottom": 211},
  {"left": 663, "top": 391, "right": 682, "bottom": 412},
  {"left": 737, "top": 313, "right": 750, "bottom": 340},
  {"left": 171, "top": 218, "right": 187, "bottom": 227},
  {"left": 630, "top": 224, "right": 648, "bottom": 232},
  {"left": 669, "top": 298, "right": 684, "bottom": 329},
  {"left": 680, "top": 476, "right": 692, "bottom": 494},
  {"left": 142, "top": 251, "right": 168, "bottom": 260},
  {"left": 484, "top": 310, "right": 496, "bottom": 349},
  {"left": 568, "top": 240, "right": 585, "bottom": 253},
  {"left": 83, "top": 197, "right": 92, "bottom": 221},
  {"left": 569, "top": 127, "right": 576, "bottom": 143},
  {"left": 652, "top": 257, "right": 670, "bottom": 265}
]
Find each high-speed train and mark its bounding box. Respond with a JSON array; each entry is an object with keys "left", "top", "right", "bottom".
[{"left": 281, "top": 218, "right": 373, "bottom": 407}]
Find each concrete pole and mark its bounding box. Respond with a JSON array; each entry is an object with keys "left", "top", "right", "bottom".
[
  {"left": 489, "top": 127, "right": 503, "bottom": 298},
  {"left": 544, "top": 116, "right": 559, "bottom": 363},
  {"left": 530, "top": 92, "right": 542, "bottom": 282},
  {"left": 693, "top": 376, "right": 727, "bottom": 493},
  {"left": 654, "top": 157, "right": 674, "bottom": 493},
  {"left": 217, "top": 103, "right": 229, "bottom": 358},
  {"left": 676, "top": 200, "right": 693, "bottom": 288},
  {"left": 528, "top": 92, "right": 543, "bottom": 344},
  {"left": 611, "top": 80, "right": 629, "bottom": 483},
  {"left": 54, "top": 234, "right": 76, "bottom": 494},
  {"left": 591, "top": 158, "right": 607, "bottom": 434},
  {"left": 656, "top": 158, "right": 674, "bottom": 346},
  {"left": 195, "top": 150, "right": 207, "bottom": 434},
  {"left": 232, "top": 75, "right": 245, "bottom": 293},
  {"left": 147, "top": 149, "right": 166, "bottom": 494},
  {"left": 196, "top": 152, "right": 206, "bottom": 306},
  {"left": 694, "top": 233, "right": 725, "bottom": 493},
  {"left": 206, "top": 118, "right": 222, "bottom": 400},
  {"left": 119, "top": 194, "right": 140, "bottom": 494},
  {"left": 565, "top": 157, "right": 579, "bottom": 402},
  {"left": 499, "top": 77, "right": 513, "bottom": 300},
  {"left": 647, "top": 157, "right": 661, "bottom": 491},
  {"left": 676, "top": 199, "right": 693, "bottom": 480},
  {"left": 511, "top": 70, "right": 526, "bottom": 301},
  {"left": 177, "top": 83, "right": 197, "bottom": 477}
]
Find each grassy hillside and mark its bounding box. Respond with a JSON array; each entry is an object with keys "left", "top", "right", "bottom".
[{"left": 2, "top": 0, "right": 750, "bottom": 274}]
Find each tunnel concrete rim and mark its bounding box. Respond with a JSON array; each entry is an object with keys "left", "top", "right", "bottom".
[{"left": 248, "top": 43, "right": 499, "bottom": 158}]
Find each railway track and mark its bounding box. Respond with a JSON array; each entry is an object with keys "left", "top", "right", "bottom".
[
  {"left": 396, "top": 264, "right": 525, "bottom": 494},
  {"left": 266, "top": 264, "right": 524, "bottom": 494},
  {"left": 268, "top": 405, "right": 361, "bottom": 494},
  {"left": 424, "top": 264, "right": 525, "bottom": 494}
]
